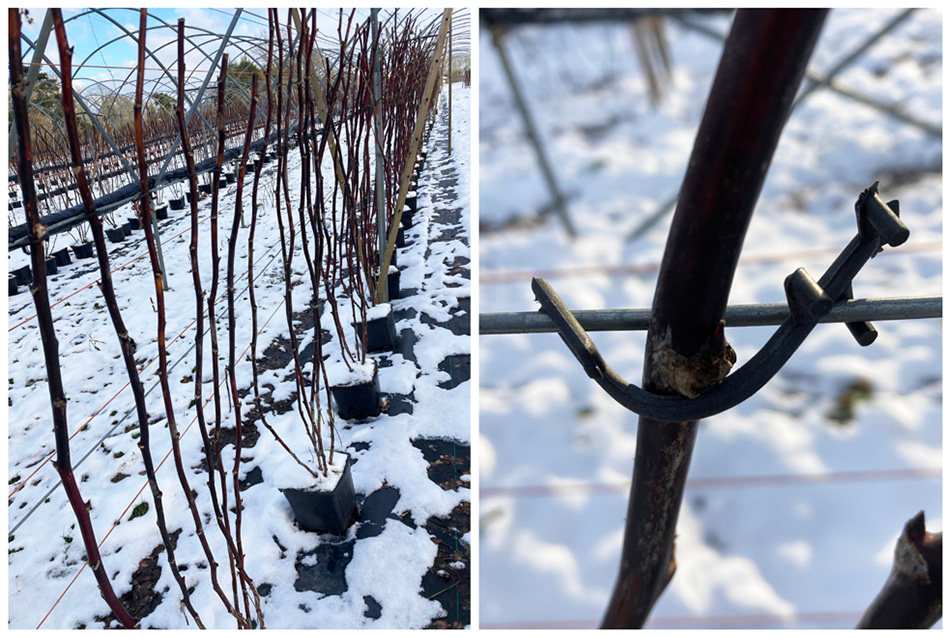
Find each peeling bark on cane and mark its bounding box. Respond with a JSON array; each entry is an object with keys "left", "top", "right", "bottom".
[{"left": 857, "top": 511, "right": 942, "bottom": 629}]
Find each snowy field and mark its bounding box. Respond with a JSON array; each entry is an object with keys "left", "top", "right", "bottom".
[
  {"left": 479, "top": 9, "right": 941, "bottom": 629},
  {"left": 8, "top": 84, "right": 470, "bottom": 629}
]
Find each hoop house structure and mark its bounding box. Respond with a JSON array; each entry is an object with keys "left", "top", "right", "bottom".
[{"left": 8, "top": 7, "right": 471, "bottom": 629}]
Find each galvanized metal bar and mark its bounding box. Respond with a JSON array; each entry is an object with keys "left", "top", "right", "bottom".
[
  {"left": 480, "top": 295, "right": 941, "bottom": 335},
  {"left": 488, "top": 24, "right": 577, "bottom": 237},
  {"left": 8, "top": 9, "right": 54, "bottom": 164}
]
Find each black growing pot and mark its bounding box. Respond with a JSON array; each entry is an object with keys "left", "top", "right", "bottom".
[
  {"left": 331, "top": 364, "right": 381, "bottom": 420},
  {"left": 356, "top": 310, "right": 398, "bottom": 353},
  {"left": 224, "top": 171, "right": 236, "bottom": 184},
  {"left": 405, "top": 194, "right": 418, "bottom": 213},
  {"left": 9, "top": 274, "right": 19, "bottom": 296},
  {"left": 45, "top": 257, "right": 58, "bottom": 275},
  {"left": 72, "top": 242, "right": 95, "bottom": 260},
  {"left": 12, "top": 265, "right": 31, "bottom": 286},
  {"left": 280, "top": 453, "right": 358, "bottom": 535},
  {"left": 387, "top": 268, "right": 401, "bottom": 300},
  {"left": 106, "top": 227, "right": 126, "bottom": 243},
  {"left": 128, "top": 216, "right": 141, "bottom": 231},
  {"left": 199, "top": 183, "right": 212, "bottom": 195},
  {"left": 401, "top": 208, "right": 415, "bottom": 230},
  {"left": 246, "top": 160, "right": 257, "bottom": 174},
  {"left": 170, "top": 196, "right": 185, "bottom": 210},
  {"left": 155, "top": 204, "right": 169, "bottom": 220},
  {"left": 52, "top": 247, "right": 72, "bottom": 267},
  {"left": 121, "top": 221, "right": 132, "bottom": 237},
  {"left": 396, "top": 226, "right": 406, "bottom": 248},
  {"left": 11, "top": 200, "right": 22, "bottom": 209}
]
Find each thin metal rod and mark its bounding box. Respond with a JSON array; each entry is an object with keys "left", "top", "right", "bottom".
[
  {"left": 480, "top": 296, "right": 941, "bottom": 335},
  {"left": 489, "top": 24, "right": 576, "bottom": 237},
  {"left": 8, "top": 9, "right": 54, "bottom": 163}
]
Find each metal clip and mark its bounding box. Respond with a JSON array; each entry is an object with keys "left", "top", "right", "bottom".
[{"left": 535, "top": 184, "right": 906, "bottom": 422}]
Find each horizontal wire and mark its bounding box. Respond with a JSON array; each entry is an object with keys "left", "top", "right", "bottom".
[
  {"left": 481, "top": 467, "right": 942, "bottom": 499},
  {"left": 482, "top": 609, "right": 865, "bottom": 630},
  {"left": 479, "top": 240, "right": 942, "bottom": 285}
]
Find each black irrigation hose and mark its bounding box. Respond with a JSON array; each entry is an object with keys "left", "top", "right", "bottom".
[{"left": 7, "top": 129, "right": 284, "bottom": 249}]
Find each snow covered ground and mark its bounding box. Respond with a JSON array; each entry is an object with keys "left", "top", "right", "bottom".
[
  {"left": 7, "top": 83, "right": 470, "bottom": 629},
  {"left": 479, "top": 9, "right": 941, "bottom": 629}
]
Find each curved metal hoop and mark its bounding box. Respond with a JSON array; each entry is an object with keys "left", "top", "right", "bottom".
[{"left": 535, "top": 183, "right": 908, "bottom": 422}]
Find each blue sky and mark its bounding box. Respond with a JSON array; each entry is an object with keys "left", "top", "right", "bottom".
[{"left": 16, "top": 8, "right": 419, "bottom": 97}]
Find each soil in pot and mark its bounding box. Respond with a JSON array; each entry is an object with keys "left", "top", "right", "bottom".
[
  {"left": 72, "top": 242, "right": 95, "bottom": 259},
  {"left": 329, "top": 360, "right": 381, "bottom": 420},
  {"left": 52, "top": 247, "right": 72, "bottom": 267},
  {"left": 170, "top": 196, "right": 185, "bottom": 210},
  {"left": 278, "top": 453, "right": 359, "bottom": 535},
  {"left": 12, "top": 265, "right": 31, "bottom": 286},
  {"left": 356, "top": 304, "right": 398, "bottom": 353}
]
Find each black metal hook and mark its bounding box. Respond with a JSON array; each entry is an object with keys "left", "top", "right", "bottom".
[{"left": 534, "top": 183, "right": 907, "bottom": 422}]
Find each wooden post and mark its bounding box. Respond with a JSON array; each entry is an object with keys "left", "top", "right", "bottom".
[{"left": 448, "top": 13, "right": 453, "bottom": 155}]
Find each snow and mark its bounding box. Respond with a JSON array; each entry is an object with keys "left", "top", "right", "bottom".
[
  {"left": 7, "top": 82, "right": 470, "bottom": 629},
  {"left": 325, "top": 357, "right": 377, "bottom": 387},
  {"left": 479, "top": 9, "right": 941, "bottom": 629},
  {"left": 366, "top": 302, "right": 392, "bottom": 321}
]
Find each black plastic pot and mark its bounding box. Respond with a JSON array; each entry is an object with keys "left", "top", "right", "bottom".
[
  {"left": 52, "top": 247, "right": 72, "bottom": 267},
  {"left": 170, "top": 196, "right": 185, "bottom": 210},
  {"left": 387, "top": 269, "right": 401, "bottom": 300},
  {"left": 155, "top": 204, "right": 169, "bottom": 220},
  {"left": 401, "top": 208, "right": 415, "bottom": 230},
  {"left": 106, "top": 227, "right": 126, "bottom": 243},
  {"left": 45, "top": 257, "right": 58, "bottom": 275},
  {"left": 199, "top": 183, "right": 212, "bottom": 195},
  {"left": 11, "top": 200, "right": 22, "bottom": 209},
  {"left": 280, "top": 454, "right": 358, "bottom": 535},
  {"left": 356, "top": 310, "right": 398, "bottom": 353},
  {"left": 331, "top": 364, "right": 381, "bottom": 420},
  {"left": 224, "top": 171, "right": 236, "bottom": 184},
  {"left": 72, "top": 242, "right": 95, "bottom": 259},
  {"left": 9, "top": 274, "right": 19, "bottom": 296},
  {"left": 405, "top": 194, "right": 418, "bottom": 212},
  {"left": 246, "top": 160, "right": 257, "bottom": 174},
  {"left": 128, "top": 216, "right": 141, "bottom": 231},
  {"left": 121, "top": 221, "right": 132, "bottom": 237},
  {"left": 12, "top": 265, "right": 31, "bottom": 286},
  {"left": 396, "top": 227, "right": 406, "bottom": 248}
]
